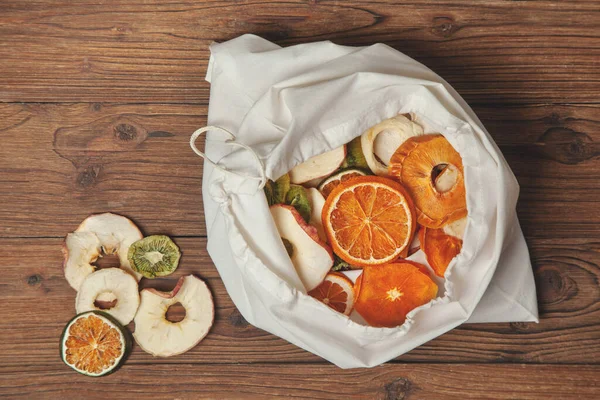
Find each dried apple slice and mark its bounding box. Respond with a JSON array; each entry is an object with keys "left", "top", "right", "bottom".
[
  {"left": 270, "top": 204, "right": 334, "bottom": 291},
  {"left": 306, "top": 188, "right": 327, "bottom": 242},
  {"left": 64, "top": 213, "right": 144, "bottom": 291},
  {"left": 288, "top": 146, "right": 346, "bottom": 184},
  {"left": 420, "top": 227, "right": 463, "bottom": 277},
  {"left": 75, "top": 268, "right": 140, "bottom": 326},
  {"left": 134, "top": 275, "right": 214, "bottom": 357},
  {"left": 361, "top": 114, "right": 424, "bottom": 176}
]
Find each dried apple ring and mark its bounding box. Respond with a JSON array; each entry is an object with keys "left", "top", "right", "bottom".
[{"left": 389, "top": 134, "right": 467, "bottom": 228}]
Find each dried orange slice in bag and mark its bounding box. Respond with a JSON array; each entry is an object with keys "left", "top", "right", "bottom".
[
  {"left": 308, "top": 272, "right": 355, "bottom": 315},
  {"left": 354, "top": 261, "right": 438, "bottom": 327},
  {"left": 322, "top": 176, "right": 416, "bottom": 267},
  {"left": 420, "top": 227, "right": 463, "bottom": 277},
  {"left": 389, "top": 134, "right": 467, "bottom": 228}
]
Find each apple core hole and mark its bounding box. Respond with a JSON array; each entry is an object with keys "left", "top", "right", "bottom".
[
  {"left": 166, "top": 302, "right": 186, "bottom": 323},
  {"left": 95, "top": 292, "right": 118, "bottom": 310},
  {"left": 92, "top": 253, "right": 121, "bottom": 270},
  {"left": 431, "top": 163, "right": 448, "bottom": 183}
]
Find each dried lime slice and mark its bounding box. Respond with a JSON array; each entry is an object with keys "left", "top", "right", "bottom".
[
  {"left": 60, "top": 311, "right": 130, "bottom": 377},
  {"left": 128, "top": 235, "right": 181, "bottom": 278}
]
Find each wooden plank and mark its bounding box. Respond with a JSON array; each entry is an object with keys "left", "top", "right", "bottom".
[
  {"left": 0, "top": 1, "right": 598, "bottom": 104},
  {"left": 1, "top": 237, "right": 598, "bottom": 366},
  {"left": 0, "top": 103, "right": 206, "bottom": 237},
  {"left": 2, "top": 102, "right": 600, "bottom": 238},
  {"left": 1, "top": 364, "right": 598, "bottom": 399}
]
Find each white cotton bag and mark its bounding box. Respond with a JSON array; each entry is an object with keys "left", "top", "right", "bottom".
[{"left": 193, "top": 34, "right": 538, "bottom": 368}]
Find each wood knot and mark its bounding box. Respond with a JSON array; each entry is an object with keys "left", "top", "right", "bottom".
[
  {"left": 91, "top": 103, "right": 102, "bottom": 112},
  {"left": 537, "top": 265, "right": 577, "bottom": 306},
  {"left": 76, "top": 164, "right": 102, "bottom": 188},
  {"left": 228, "top": 309, "right": 249, "bottom": 328},
  {"left": 510, "top": 321, "right": 532, "bottom": 332},
  {"left": 544, "top": 112, "right": 561, "bottom": 125},
  {"left": 536, "top": 127, "right": 597, "bottom": 165},
  {"left": 27, "top": 274, "right": 43, "bottom": 286},
  {"left": 114, "top": 123, "right": 138, "bottom": 141},
  {"left": 384, "top": 378, "right": 412, "bottom": 400},
  {"left": 432, "top": 17, "right": 459, "bottom": 38}
]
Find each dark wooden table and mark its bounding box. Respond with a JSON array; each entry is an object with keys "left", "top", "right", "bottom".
[{"left": 1, "top": 1, "right": 599, "bottom": 398}]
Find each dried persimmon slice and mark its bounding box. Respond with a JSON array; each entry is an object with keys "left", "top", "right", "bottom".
[
  {"left": 420, "top": 227, "right": 463, "bottom": 277},
  {"left": 389, "top": 134, "right": 467, "bottom": 228}
]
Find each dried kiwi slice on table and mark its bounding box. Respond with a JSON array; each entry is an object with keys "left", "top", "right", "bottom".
[
  {"left": 128, "top": 235, "right": 181, "bottom": 278},
  {"left": 60, "top": 311, "right": 131, "bottom": 377}
]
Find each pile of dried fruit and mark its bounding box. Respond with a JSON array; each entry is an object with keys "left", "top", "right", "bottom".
[
  {"left": 60, "top": 213, "right": 214, "bottom": 376},
  {"left": 266, "top": 114, "right": 467, "bottom": 328}
]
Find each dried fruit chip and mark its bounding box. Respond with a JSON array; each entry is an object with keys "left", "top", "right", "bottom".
[
  {"left": 389, "top": 134, "right": 467, "bottom": 228},
  {"left": 354, "top": 261, "right": 438, "bottom": 327},
  {"left": 420, "top": 227, "right": 462, "bottom": 277},
  {"left": 322, "top": 176, "right": 416, "bottom": 267},
  {"left": 264, "top": 173, "right": 291, "bottom": 206},
  {"left": 60, "top": 311, "right": 130, "bottom": 377},
  {"left": 308, "top": 272, "right": 355, "bottom": 315},
  {"left": 342, "top": 136, "right": 370, "bottom": 171},
  {"left": 318, "top": 168, "right": 367, "bottom": 198},
  {"left": 285, "top": 184, "right": 312, "bottom": 223},
  {"left": 128, "top": 235, "right": 181, "bottom": 279}
]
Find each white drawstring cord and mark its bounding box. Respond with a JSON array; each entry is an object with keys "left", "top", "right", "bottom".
[{"left": 190, "top": 126, "right": 267, "bottom": 190}]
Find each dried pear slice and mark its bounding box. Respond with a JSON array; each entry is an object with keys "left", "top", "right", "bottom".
[
  {"left": 60, "top": 311, "right": 131, "bottom": 377},
  {"left": 75, "top": 268, "right": 140, "bottom": 326},
  {"left": 128, "top": 235, "right": 181, "bottom": 278},
  {"left": 64, "top": 213, "right": 144, "bottom": 291},
  {"left": 133, "top": 275, "right": 214, "bottom": 357}
]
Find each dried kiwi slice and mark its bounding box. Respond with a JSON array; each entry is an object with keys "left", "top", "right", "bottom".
[
  {"left": 60, "top": 311, "right": 131, "bottom": 377},
  {"left": 341, "top": 136, "right": 370, "bottom": 171},
  {"left": 285, "top": 184, "right": 311, "bottom": 223},
  {"left": 264, "top": 173, "right": 291, "bottom": 206},
  {"left": 128, "top": 235, "right": 181, "bottom": 278}
]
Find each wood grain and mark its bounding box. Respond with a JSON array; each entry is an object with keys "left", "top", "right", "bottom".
[
  {"left": 1, "top": 102, "right": 600, "bottom": 238},
  {"left": 1, "top": 364, "right": 598, "bottom": 399},
  {"left": 0, "top": 1, "right": 598, "bottom": 104},
  {"left": 1, "top": 237, "right": 598, "bottom": 367}
]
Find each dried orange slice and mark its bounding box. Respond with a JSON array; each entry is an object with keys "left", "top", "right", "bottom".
[
  {"left": 420, "top": 227, "right": 462, "bottom": 277},
  {"left": 354, "top": 261, "right": 437, "bottom": 327},
  {"left": 389, "top": 134, "right": 467, "bottom": 228},
  {"left": 308, "top": 272, "right": 355, "bottom": 315},
  {"left": 322, "top": 176, "right": 416, "bottom": 267},
  {"left": 318, "top": 168, "right": 366, "bottom": 198},
  {"left": 60, "top": 311, "right": 130, "bottom": 376}
]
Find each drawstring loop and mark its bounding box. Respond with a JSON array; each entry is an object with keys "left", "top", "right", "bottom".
[{"left": 190, "top": 126, "right": 267, "bottom": 190}]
